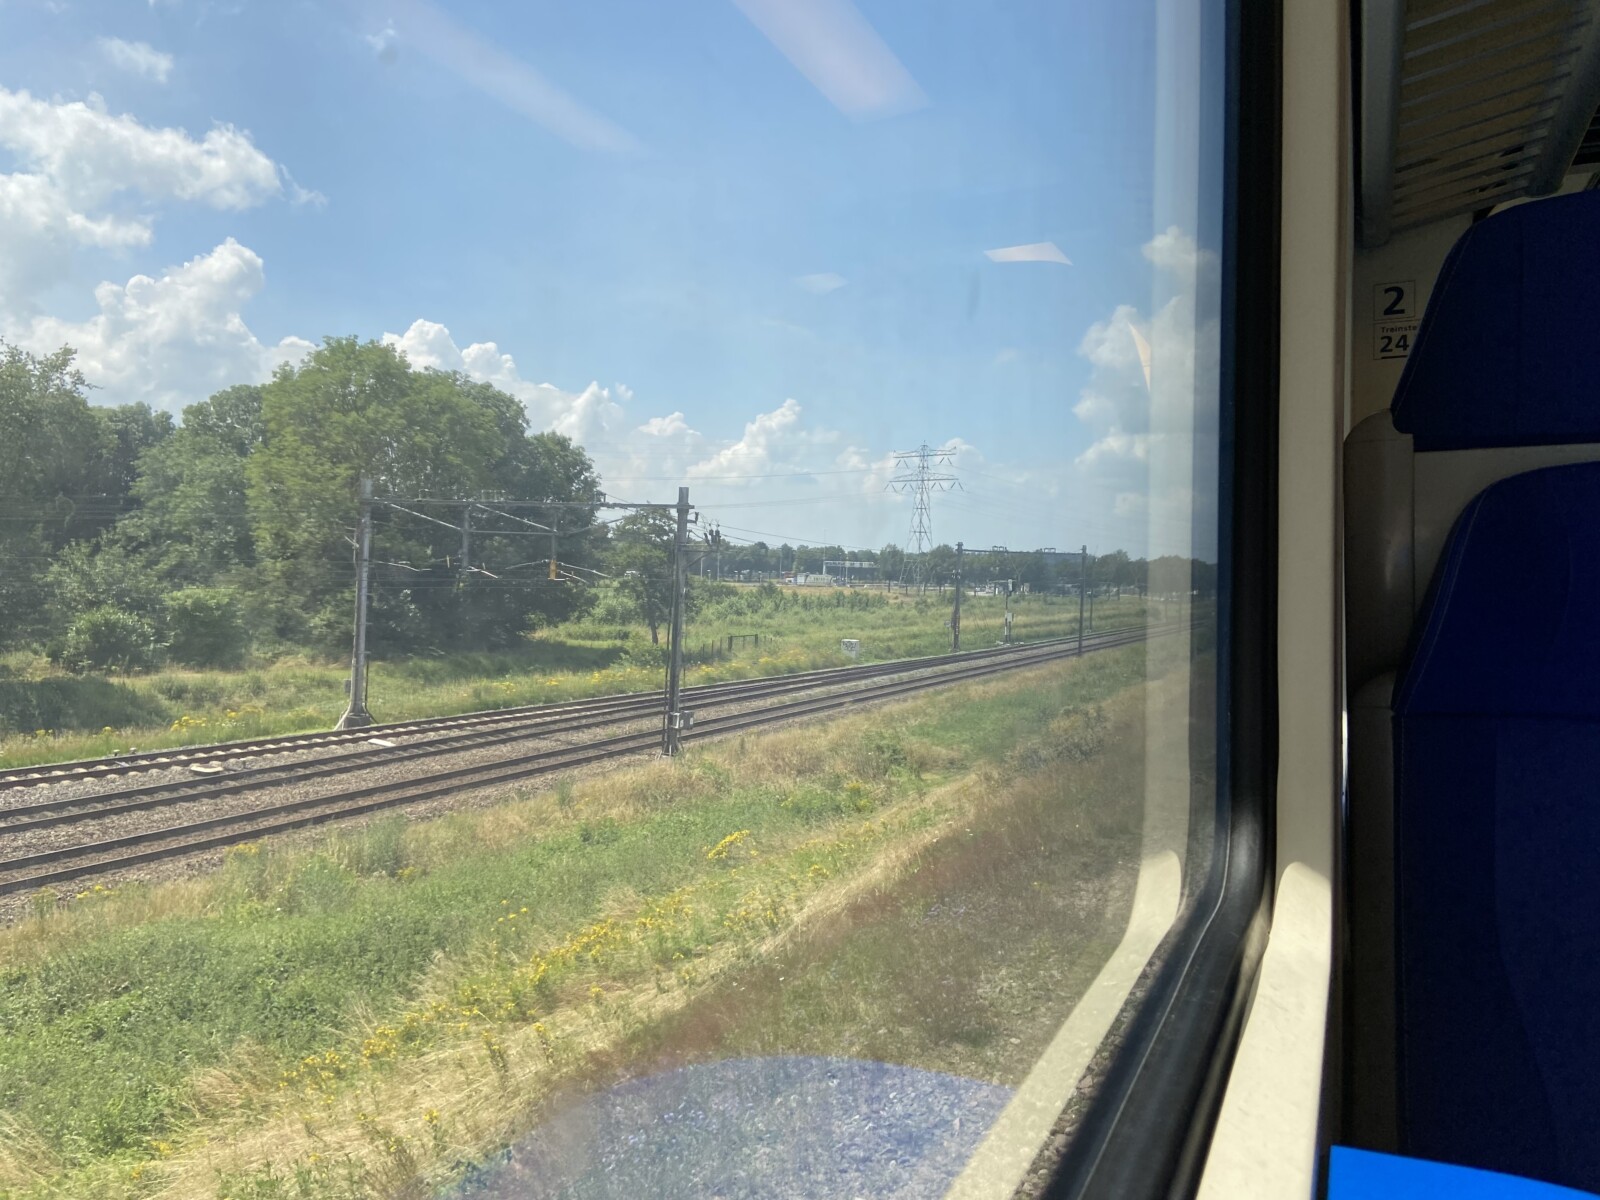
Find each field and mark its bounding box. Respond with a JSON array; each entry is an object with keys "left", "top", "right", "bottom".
[
  {"left": 0, "top": 585, "right": 1159, "bottom": 771},
  {"left": 0, "top": 637, "right": 1203, "bottom": 1200}
]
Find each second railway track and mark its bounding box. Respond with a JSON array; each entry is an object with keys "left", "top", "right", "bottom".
[
  {"left": 0, "top": 624, "right": 1176, "bottom": 898},
  {"left": 0, "top": 626, "right": 1155, "bottom": 792}
]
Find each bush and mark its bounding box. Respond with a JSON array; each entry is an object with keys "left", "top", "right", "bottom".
[
  {"left": 54, "top": 606, "right": 160, "bottom": 674},
  {"left": 164, "top": 588, "right": 248, "bottom": 668},
  {"left": 622, "top": 641, "right": 668, "bottom": 670}
]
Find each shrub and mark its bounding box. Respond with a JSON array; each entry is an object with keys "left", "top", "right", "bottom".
[
  {"left": 621, "top": 641, "right": 668, "bottom": 670},
  {"left": 54, "top": 606, "right": 159, "bottom": 673},
  {"left": 163, "top": 587, "right": 248, "bottom": 668}
]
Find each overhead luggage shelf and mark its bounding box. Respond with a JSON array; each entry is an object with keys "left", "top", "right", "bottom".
[{"left": 1359, "top": 0, "right": 1600, "bottom": 245}]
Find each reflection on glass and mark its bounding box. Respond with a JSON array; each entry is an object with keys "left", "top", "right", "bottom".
[{"left": 0, "top": 0, "right": 1221, "bottom": 1195}]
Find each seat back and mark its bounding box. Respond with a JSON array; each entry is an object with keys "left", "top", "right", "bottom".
[
  {"left": 1343, "top": 190, "right": 1600, "bottom": 1164},
  {"left": 1392, "top": 464, "right": 1600, "bottom": 1191},
  {"left": 1391, "top": 190, "right": 1600, "bottom": 451}
]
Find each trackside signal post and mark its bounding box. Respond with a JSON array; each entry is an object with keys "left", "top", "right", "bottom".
[
  {"left": 336, "top": 477, "right": 376, "bottom": 730},
  {"left": 662, "top": 486, "right": 692, "bottom": 756},
  {"left": 1078, "top": 544, "right": 1088, "bottom": 655},
  {"left": 950, "top": 541, "right": 963, "bottom": 651}
]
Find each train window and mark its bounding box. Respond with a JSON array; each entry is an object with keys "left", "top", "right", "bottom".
[{"left": 0, "top": 0, "right": 1267, "bottom": 1197}]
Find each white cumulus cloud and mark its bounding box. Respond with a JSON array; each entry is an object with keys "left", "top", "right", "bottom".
[
  {"left": 97, "top": 37, "right": 174, "bottom": 83},
  {"left": 0, "top": 86, "right": 299, "bottom": 310},
  {"left": 0, "top": 87, "right": 280, "bottom": 210},
  {"left": 688, "top": 398, "right": 806, "bottom": 478},
  {"left": 5, "top": 239, "right": 311, "bottom": 411},
  {"left": 381, "top": 318, "right": 633, "bottom": 446}
]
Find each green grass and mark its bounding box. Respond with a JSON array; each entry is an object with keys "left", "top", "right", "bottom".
[
  {"left": 0, "top": 637, "right": 1192, "bottom": 1199},
  {"left": 632, "top": 702, "right": 1147, "bottom": 1087},
  {"left": 0, "top": 587, "right": 1167, "bottom": 771}
]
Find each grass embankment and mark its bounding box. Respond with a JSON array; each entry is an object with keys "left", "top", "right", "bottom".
[
  {"left": 0, "top": 636, "right": 1202, "bottom": 1200},
  {"left": 0, "top": 589, "right": 1160, "bottom": 772}
]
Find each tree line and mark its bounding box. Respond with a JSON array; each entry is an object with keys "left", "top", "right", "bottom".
[
  {"left": 689, "top": 539, "right": 1216, "bottom": 596},
  {"left": 1, "top": 335, "right": 1216, "bottom": 674}
]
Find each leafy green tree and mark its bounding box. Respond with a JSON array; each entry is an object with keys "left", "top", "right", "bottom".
[
  {"left": 401, "top": 392, "right": 606, "bottom": 648},
  {"left": 0, "top": 343, "right": 116, "bottom": 646},
  {"left": 1019, "top": 551, "right": 1050, "bottom": 589},
  {"left": 1148, "top": 555, "right": 1217, "bottom": 597},
  {"left": 246, "top": 339, "right": 501, "bottom": 646},
  {"left": 923, "top": 544, "right": 959, "bottom": 584},
  {"left": 247, "top": 339, "right": 604, "bottom": 652},
  {"left": 877, "top": 544, "right": 906, "bottom": 581},
  {"left": 0, "top": 344, "right": 108, "bottom": 536},
  {"left": 609, "top": 511, "right": 678, "bottom": 644},
  {"left": 43, "top": 541, "right": 168, "bottom": 624},
  {"left": 120, "top": 385, "right": 264, "bottom": 582},
  {"left": 92, "top": 403, "right": 174, "bottom": 518},
  {"left": 164, "top": 588, "right": 249, "bottom": 668}
]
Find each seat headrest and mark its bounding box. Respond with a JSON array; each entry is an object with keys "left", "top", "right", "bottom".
[
  {"left": 1396, "top": 462, "right": 1600, "bottom": 718},
  {"left": 1390, "top": 191, "right": 1600, "bottom": 452}
]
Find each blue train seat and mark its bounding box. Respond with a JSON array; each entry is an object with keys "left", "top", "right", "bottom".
[
  {"left": 1392, "top": 464, "right": 1600, "bottom": 1192},
  {"left": 1374, "top": 190, "right": 1600, "bottom": 1191},
  {"left": 1392, "top": 190, "right": 1600, "bottom": 451}
]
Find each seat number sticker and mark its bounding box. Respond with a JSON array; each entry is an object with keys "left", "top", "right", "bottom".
[{"left": 1375, "top": 280, "right": 1418, "bottom": 360}]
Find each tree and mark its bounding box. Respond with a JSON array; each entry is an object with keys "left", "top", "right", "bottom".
[
  {"left": 1149, "top": 554, "right": 1214, "bottom": 597},
  {"left": 246, "top": 342, "right": 611, "bottom": 652},
  {"left": 247, "top": 340, "right": 506, "bottom": 649},
  {"left": 164, "top": 588, "right": 249, "bottom": 668},
  {"left": 1009, "top": 551, "right": 1044, "bottom": 589},
  {"left": 92, "top": 403, "right": 174, "bottom": 518},
  {"left": 43, "top": 541, "right": 168, "bottom": 625},
  {"left": 923, "top": 544, "right": 959, "bottom": 585},
  {"left": 609, "top": 511, "right": 678, "bottom": 644},
  {"left": 1092, "top": 548, "right": 1134, "bottom": 591},
  {"left": 365, "top": 379, "right": 605, "bottom": 650},
  {"left": 877, "top": 544, "right": 906, "bottom": 582},
  {"left": 0, "top": 343, "right": 114, "bottom": 647},
  {"left": 120, "top": 385, "right": 264, "bottom": 582}
]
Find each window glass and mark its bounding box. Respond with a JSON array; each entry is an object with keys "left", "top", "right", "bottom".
[{"left": 0, "top": 1, "right": 1222, "bottom": 1195}]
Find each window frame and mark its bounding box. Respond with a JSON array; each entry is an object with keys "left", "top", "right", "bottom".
[{"left": 1042, "top": 0, "right": 1283, "bottom": 1193}]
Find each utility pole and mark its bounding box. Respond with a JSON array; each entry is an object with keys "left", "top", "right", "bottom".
[
  {"left": 337, "top": 477, "right": 375, "bottom": 729},
  {"left": 1078, "top": 544, "right": 1088, "bottom": 656},
  {"left": 458, "top": 502, "right": 471, "bottom": 584},
  {"left": 663, "top": 486, "right": 691, "bottom": 756},
  {"left": 951, "top": 541, "right": 963, "bottom": 651}
]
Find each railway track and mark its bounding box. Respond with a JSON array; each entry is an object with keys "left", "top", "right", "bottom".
[
  {"left": 0, "top": 624, "right": 1174, "bottom": 898},
  {"left": 0, "top": 626, "right": 1153, "bottom": 792}
]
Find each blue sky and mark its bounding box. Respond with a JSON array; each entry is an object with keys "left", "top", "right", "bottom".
[{"left": 0, "top": 0, "right": 1220, "bottom": 557}]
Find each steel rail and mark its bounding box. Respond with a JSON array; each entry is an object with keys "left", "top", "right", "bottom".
[
  {"left": 0, "top": 626, "right": 1170, "bottom": 897},
  {"left": 0, "top": 624, "right": 1158, "bottom": 790},
  {"left": 0, "top": 633, "right": 1142, "bottom": 834}
]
